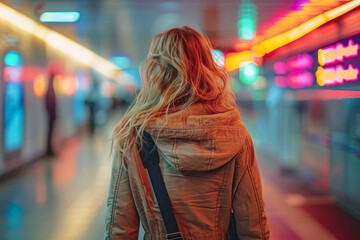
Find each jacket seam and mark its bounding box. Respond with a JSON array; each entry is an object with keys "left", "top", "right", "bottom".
[
  {"left": 172, "top": 138, "right": 179, "bottom": 170},
  {"left": 245, "top": 136, "right": 266, "bottom": 238},
  {"left": 215, "top": 160, "right": 232, "bottom": 231},
  {"left": 207, "top": 139, "right": 215, "bottom": 170},
  {"left": 107, "top": 160, "right": 124, "bottom": 238}
]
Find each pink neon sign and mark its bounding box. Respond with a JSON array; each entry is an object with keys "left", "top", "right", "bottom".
[
  {"left": 274, "top": 53, "right": 314, "bottom": 89},
  {"left": 318, "top": 39, "right": 359, "bottom": 66},
  {"left": 316, "top": 64, "right": 359, "bottom": 86},
  {"left": 287, "top": 53, "right": 313, "bottom": 70}
]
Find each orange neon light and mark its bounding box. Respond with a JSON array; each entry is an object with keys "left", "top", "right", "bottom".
[
  {"left": 226, "top": 0, "right": 360, "bottom": 72},
  {"left": 33, "top": 74, "right": 46, "bottom": 97},
  {"left": 225, "top": 51, "right": 253, "bottom": 72}
]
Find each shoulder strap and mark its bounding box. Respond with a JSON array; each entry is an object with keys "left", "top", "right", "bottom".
[{"left": 137, "top": 131, "right": 183, "bottom": 240}]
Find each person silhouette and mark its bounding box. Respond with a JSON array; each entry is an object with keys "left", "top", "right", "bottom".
[{"left": 45, "top": 72, "right": 56, "bottom": 156}]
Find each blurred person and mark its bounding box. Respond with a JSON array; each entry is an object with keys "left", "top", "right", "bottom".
[
  {"left": 45, "top": 72, "right": 56, "bottom": 156},
  {"left": 86, "top": 79, "right": 100, "bottom": 134},
  {"left": 105, "top": 26, "right": 270, "bottom": 239}
]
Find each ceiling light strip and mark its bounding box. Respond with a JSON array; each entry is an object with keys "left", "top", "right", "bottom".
[{"left": 0, "top": 3, "right": 123, "bottom": 85}]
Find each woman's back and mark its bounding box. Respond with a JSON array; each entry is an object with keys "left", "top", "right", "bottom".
[{"left": 105, "top": 26, "right": 269, "bottom": 239}]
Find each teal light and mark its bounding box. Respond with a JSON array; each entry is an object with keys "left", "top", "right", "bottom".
[
  {"left": 239, "top": 63, "right": 259, "bottom": 84},
  {"left": 238, "top": 0, "right": 257, "bottom": 40},
  {"left": 211, "top": 50, "right": 224, "bottom": 67},
  {"left": 4, "top": 51, "right": 22, "bottom": 67},
  {"left": 109, "top": 56, "right": 131, "bottom": 70},
  {"left": 40, "top": 12, "right": 80, "bottom": 23}
]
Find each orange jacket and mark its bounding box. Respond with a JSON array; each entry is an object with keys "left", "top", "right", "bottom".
[{"left": 105, "top": 103, "right": 270, "bottom": 240}]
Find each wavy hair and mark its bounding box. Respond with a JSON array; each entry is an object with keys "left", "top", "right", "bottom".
[{"left": 112, "top": 26, "right": 235, "bottom": 158}]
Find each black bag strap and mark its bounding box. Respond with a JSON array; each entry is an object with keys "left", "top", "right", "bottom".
[{"left": 136, "top": 131, "right": 183, "bottom": 240}]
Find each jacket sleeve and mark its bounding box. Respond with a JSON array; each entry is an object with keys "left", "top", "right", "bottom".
[
  {"left": 105, "top": 153, "right": 139, "bottom": 240},
  {"left": 232, "top": 134, "right": 270, "bottom": 240}
]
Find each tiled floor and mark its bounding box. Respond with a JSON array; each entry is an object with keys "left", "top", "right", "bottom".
[{"left": 0, "top": 119, "right": 359, "bottom": 239}]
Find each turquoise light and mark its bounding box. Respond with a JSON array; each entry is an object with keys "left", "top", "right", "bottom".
[
  {"left": 40, "top": 12, "right": 80, "bottom": 23},
  {"left": 211, "top": 50, "right": 224, "bottom": 67},
  {"left": 109, "top": 56, "right": 131, "bottom": 70},
  {"left": 238, "top": 0, "right": 257, "bottom": 40},
  {"left": 239, "top": 63, "right": 259, "bottom": 84},
  {"left": 4, "top": 51, "right": 22, "bottom": 67}
]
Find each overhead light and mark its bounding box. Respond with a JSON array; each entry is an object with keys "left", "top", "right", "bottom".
[{"left": 40, "top": 12, "right": 80, "bottom": 23}]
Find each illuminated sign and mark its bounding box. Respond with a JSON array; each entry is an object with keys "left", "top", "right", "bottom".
[
  {"left": 3, "top": 51, "right": 24, "bottom": 152},
  {"left": 316, "top": 37, "right": 360, "bottom": 87},
  {"left": 273, "top": 53, "right": 314, "bottom": 88},
  {"left": 269, "top": 33, "right": 360, "bottom": 89},
  {"left": 318, "top": 40, "right": 359, "bottom": 66},
  {"left": 40, "top": 12, "right": 80, "bottom": 23},
  {"left": 73, "top": 71, "right": 86, "bottom": 125},
  {"left": 316, "top": 64, "right": 359, "bottom": 86}
]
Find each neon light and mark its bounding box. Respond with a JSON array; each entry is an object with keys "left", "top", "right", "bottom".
[
  {"left": 238, "top": 0, "right": 257, "bottom": 40},
  {"left": 225, "top": 51, "right": 254, "bottom": 72},
  {"left": 33, "top": 74, "right": 46, "bottom": 97},
  {"left": 287, "top": 53, "right": 313, "bottom": 70},
  {"left": 318, "top": 39, "right": 359, "bottom": 66},
  {"left": 274, "top": 61, "right": 287, "bottom": 74},
  {"left": 62, "top": 74, "right": 77, "bottom": 96},
  {"left": 316, "top": 64, "right": 359, "bottom": 86},
  {"left": 40, "top": 12, "right": 80, "bottom": 23},
  {"left": 4, "top": 51, "right": 24, "bottom": 152},
  {"left": 211, "top": 50, "right": 224, "bottom": 67},
  {"left": 288, "top": 71, "right": 314, "bottom": 88},
  {"left": 239, "top": 62, "right": 259, "bottom": 84},
  {"left": 53, "top": 75, "right": 63, "bottom": 95},
  {"left": 109, "top": 56, "right": 131, "bottom": 70},
  {"left": 275, "top": 76, "right": 287, "bottom": 88},
  {"left": 225, "top": 0, "right": 360, "bottom": 71},
  {"left": 4, "top": 51, "right": 22, "bottom": 66}
]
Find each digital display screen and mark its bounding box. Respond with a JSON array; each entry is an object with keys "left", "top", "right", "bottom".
[
  {"left": 3, "top": 51, "right": 24, "bottom": 152},
  {"left": 73, "top": 72, "right": 86, "bottom": 126}
]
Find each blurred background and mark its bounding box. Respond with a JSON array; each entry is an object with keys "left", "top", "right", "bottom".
[{"left": 0, "top": 0, "right": 360, "bottom": 239}]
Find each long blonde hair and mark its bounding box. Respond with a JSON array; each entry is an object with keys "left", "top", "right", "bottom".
[{"left": 112, "top": 26, "right": 235, "bottom": 158}]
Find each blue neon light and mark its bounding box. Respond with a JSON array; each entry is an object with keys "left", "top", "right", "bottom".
[
  {"left": 4, "top": 51, "right": 22, "bottom": 67},
  {"left": 3, "top": 51, "right": 24, "bottom": 152},
  {"left": 4, "top": 82, "right": 24, "bottom": 152},
  {"left": 40, "top": 12, "right": 80, "bottom": 23},
  {"left": 211, "top": 50, "right": 224, "bottom": 67},
  {"left": 109, "top": 56, "right": 131, "bottom": 70}
]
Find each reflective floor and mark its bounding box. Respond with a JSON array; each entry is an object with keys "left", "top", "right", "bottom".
[{"left": 0, "top": 116, "right": 359, "bottom": 240}]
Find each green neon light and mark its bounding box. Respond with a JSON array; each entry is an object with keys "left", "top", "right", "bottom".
[
  {"left": 238, "top": 0, "right": 257, "bottom": 40},
  {"left": 40, "top": 12, "right": 80, "bottom": 23},
  {"left": 239, "top": 63, "right": 259, "bottom": 84}
]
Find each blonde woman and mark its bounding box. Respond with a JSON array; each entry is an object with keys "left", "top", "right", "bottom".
[{"left": 105, "top": 26, "right": 270, "bottom": 240}]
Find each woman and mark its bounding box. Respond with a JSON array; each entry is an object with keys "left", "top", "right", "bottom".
[{"left": 105, "top": 26, "right": 270, "bottom": 240}]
